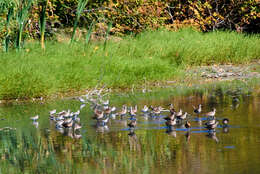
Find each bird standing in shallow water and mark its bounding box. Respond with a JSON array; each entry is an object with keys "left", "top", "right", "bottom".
[
  {"left": 129, "top": 105, "right": 137, "bottom": 117},
  {"left": 117, "top": 105, "right": 128, "bottom": 118},
  {"left": 102, "top": 99, "right": 109, "bottom": 106},
  {"left": 165, "top": 118, "right": 177, "bottom": 127},
  {"left": 180, "top": 112, "right": 187, "bottom": 120},
  {"left": 205, "top": 120, "right": 219, "bottom": 129},
  {"left": 151, "top": 106, "right": 163, "bottom": 116},
  {"left": 164, "top": 112, "right": 175, "bottom": 121},
  {"left": 176, "top": 109, "right": 182, "bottom": 118},
  {"left": 93, "top": 108, "right": 104, "bottom": 120},
  {"left": 141, "top": 105, "right": 149, "bottom": 113},
  {"left": 80, "top": 104, "right": 86, "bottom": 110},
  {"left": 49, "top": 109, "right": 56, "bottom": 116},
  {"left": 168, "top": 104, "right": 175, "bottom": 114},
  {"left": 30, "top": 115, "right": 39, "bottom": 121},
  {"left": 62, "top": 118, "right": 73, "bottom": 128},
  {"left": 177, "top": 112, "right": 187, "bottom": 123},
  {"left": 206, "top": 108, "right": 216, "bottom": 118},
  {"left": 193, "top": 104, "right": 202, "bottom": 114},
  {"left": 185, "top": 120, "right": 191, "bottom": 129}
]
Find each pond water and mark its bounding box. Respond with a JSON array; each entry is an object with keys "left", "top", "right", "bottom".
[{"left": 0, "top": 88, "right": 259, "bottom": 174}]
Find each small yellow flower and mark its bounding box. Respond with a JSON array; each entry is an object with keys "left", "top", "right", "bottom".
[{"left": 94, "top": 46, "right": 99, "bottom": 52}]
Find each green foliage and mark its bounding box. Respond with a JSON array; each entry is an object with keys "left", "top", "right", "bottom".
[
  {"left": 70, "top": 0, "right": 89, "bottom": 43},
  {"left": 103, "top": 21, "right": 111, "bottom": 50},
  {"left": 1, "top": 0, "right": 260, "bottom": 51},
  {"left": 85, "top": 20, "right": 95, "bottom": 45},
  {"left": 179, "top": 0, "right": 260, "bottom": 32},
  {"left": 3, "top": 8, "right": 14, "bottom": 52},
  {"left": 16, "top": 0, "right": 33, "bottom": 50},
  {"left": 0, "top": 0, "right": 16, "bottom": 51},
  {"left": 39, "top": 0, "right": 48, "bottom": 49}
]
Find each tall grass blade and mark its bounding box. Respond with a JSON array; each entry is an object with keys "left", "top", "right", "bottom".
[
  {"left": 39, "top": 0, "right": 47, "bottom": 49},
  {"left": 85, "top": 21, "right": 95, "bottom": 45},
  {"left": 103, "top": 22, "right": 112, "bottom": 51},
  {"left": 4, "top": 7, "right": 14, "bottom": 52},
  {"left": 70, "top": 0, "right": 88, "bottom": 43},
  {"left": 16, "top": 0, "right": 33, "bottom": 50}
]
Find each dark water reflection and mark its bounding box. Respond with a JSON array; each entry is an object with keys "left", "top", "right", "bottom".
[{"left": 0, "top": 90, "right": 259, "bottom": 174}]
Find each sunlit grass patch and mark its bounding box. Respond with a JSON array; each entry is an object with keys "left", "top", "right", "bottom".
[{"left": 0, "top": 29, "right": 259, "bottom": 100}]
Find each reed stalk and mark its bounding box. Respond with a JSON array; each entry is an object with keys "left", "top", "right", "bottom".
[
  {"left": 85, "top": 21, "right": 95, "bottom": 45},
  {"left": 70, "top": 0, "right": 88, "bottom": 43},
  {"left": 103, "top": 22, "right": 112, "bottom": 51},
  {"left": 39, "top": 0, "right": 47, "bottom": 50},
  {"left": 3, "top": 7, "right": 14, "bottom": 52},
  {"left": 16, "top": 0, "right": 33, "bottom": 50}
]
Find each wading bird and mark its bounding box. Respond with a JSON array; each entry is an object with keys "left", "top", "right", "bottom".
[
  {"left": 30, "top": 115, "right": 39, "bottom": 121},
  {"left": 205, "top": 108, "right": 216, "bottom": 118},
  {"left": 193, "top": 104, "right": 202, "bottom": 114}
]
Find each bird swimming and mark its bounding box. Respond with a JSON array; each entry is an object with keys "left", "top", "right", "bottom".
[{"left": 222, "top": 118, "right": 229, "bottom": 126}]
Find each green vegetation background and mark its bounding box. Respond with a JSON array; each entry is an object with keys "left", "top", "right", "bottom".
[
  {"left": 0, "top": 0, "right": 259, "bottom": 100},
  {"left": 0, "top": 0, "right": 259, "bottom": 45},
  {"left": 0, "top": 29, "right": 259, "bottom": 100}
]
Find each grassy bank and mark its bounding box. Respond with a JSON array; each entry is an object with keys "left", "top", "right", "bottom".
[{"left": 0, "top": 29, "right": 260, "bottom": 100}]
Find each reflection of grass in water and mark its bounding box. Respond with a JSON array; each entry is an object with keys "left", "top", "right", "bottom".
[
  {"left": 110, "top": 79, "right": 259, "bottom": 106},
  {"left": 0, "top": 127, "right": 182, "bottom": 173},
  {"left": 0, "top": 130, "right": 68, "bottom": 173}
]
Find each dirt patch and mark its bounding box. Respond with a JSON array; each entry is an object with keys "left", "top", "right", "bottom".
[{"left": 187, "top": 60, "right": 260, "bottom": 81}]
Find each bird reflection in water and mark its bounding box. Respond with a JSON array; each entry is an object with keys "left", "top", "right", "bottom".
[
  {"left": 223, "top": 126, "right": 229, "bottom": 133},
  {"left": 60, "top": 123, "right": 82, "bottom": 139},
  {"left": 32, "top": 121, "right": 39, "bottom": 128},
  {"left": 206, "top": 129, "right": 219, "bottom": 143},
  {"left": 128, "top": 129, "right": 141, "bottom": 151},
  {"left": 185, "top": 131, "right": 191, "bottom": 142},
  {"left": 166, "top": 129, "right": 177, "bottom": 138},
  {"left": 96, "top": 124, "right": 109, "bottom": 133},
  {"left": 166, "top": 126, "right": 177, "bottom": 138}
]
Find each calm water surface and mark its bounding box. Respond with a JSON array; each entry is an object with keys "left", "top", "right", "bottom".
[{"left": 0, "top": 90, "right": 259, "bottom": 174}]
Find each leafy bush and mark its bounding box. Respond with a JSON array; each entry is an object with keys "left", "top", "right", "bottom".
[{"left": 0, "top": 0, "right": 259, "bottom": 50}]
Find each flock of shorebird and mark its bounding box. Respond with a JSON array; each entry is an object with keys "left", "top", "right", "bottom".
[
  {"left": 88, "top": 101, "right": 229, "bottom": 131},
  {"left": 30, "top": 91, "right": 229, "bottom": 139}
]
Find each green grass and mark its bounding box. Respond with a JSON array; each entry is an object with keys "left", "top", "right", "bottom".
[{"left": 0, "top": 28, "right": 259, "bottom": 100}]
